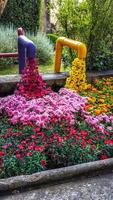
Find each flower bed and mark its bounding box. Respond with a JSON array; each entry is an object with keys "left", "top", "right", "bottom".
[
  {"left": 0, "top": 64, "right": 113, "bottom": 179},
  {"left": 81, "top": 77, "right": 113, "bottom": 115}
]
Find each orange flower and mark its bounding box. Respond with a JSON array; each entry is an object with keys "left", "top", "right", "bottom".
[
  {"left": 98, "top": 91, "right": 103, "bottom": 94},
  {"left": 95, "top": 109, "right": 101, "bottom": 115},
  {"left": 102, "top": 108, "right": 108, "bottom": 113},
  {"left": 99, "top": 99, "right": 104, "bottom": 103},
  {"left": 92, "top": 88, "right": 97, "bottom": 92},
  {"left": 85, "top": 104, "right": 93, "bottom": 111}
]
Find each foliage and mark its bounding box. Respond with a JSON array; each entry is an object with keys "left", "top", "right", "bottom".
[
  {"left": 0, "top": 26, "right": 54, "bottom": 67},
  {"left": 55, "top": 0, "right": 89, "bottom": 66},
  {"left": 47, "top": 34, "right": 59, "bottom": 47},
  {"left": 0, "top": 0, "right": 41, "bottom": 33},
  {"left": 29, "top": 32, "right": 54, "bottom": 65},
  {"left": 0, "top": 118, "right": 46, "bottom": 178},
  {"left": 87, "top": 0, "right": 113, "bottom": 70},
  {"left": 87, "top": 39, "right": 113, "bottom": 71},
  {"left": 55, "top": 0, "right": 113, "bottom": 71},
  {"left": 0, "top": 26, "right": 17, "bottom": 67},
  {"left": 56, "top": 0, "right": 90, "bottom": 41}
]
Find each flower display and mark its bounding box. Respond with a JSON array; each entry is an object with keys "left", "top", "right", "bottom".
[
  {"left": 15, "top": 59, "right": 52, "bottom": 99},
  {"left": 65, "top": 58, "right": 87, "bottom": 92},
  {"left": 0, "top": 59, "right": 113, "bottom": 179},
  {"left": 81, "top": 77, "right": 113, "bottom": 115},
  {"left": 0, "top": 88, "right": 87, "bottom": 127}
]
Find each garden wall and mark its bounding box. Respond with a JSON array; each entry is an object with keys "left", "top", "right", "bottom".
[{"left": 0, "top": 70, "right": 113, "bottom": 96}]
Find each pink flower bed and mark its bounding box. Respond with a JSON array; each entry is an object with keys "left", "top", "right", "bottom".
[{"left": 0, "top": 88, "right": 88, "bottom": 127}]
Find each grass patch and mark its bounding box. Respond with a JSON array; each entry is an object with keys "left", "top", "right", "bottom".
[{"left": 0, "top": 63, "right": 65, "bottom": 75}]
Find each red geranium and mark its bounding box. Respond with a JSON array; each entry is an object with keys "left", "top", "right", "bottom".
[
  {"left": 41, "top": 159, "right": 46, "bottom": 167},
  {"left": 104, "top": 139, "right": 113, "bottom": 145},
  {"left": 80, "top": 130, "right": 88, "bottom": 137},
  {"left": 0, "top": 151, "right": 4, "bottom": 157},
  {"left": 35, "top": 146, "right": 43, "bottom": 152},
  {"left": 15, "top": 59, "right": 52, "bottom": 100},
  {"left": 100, "top": 154, "right": 108, "bottom": 160},
  {"left": 27, "top": 152, "right": 33, "bottom": 156}
]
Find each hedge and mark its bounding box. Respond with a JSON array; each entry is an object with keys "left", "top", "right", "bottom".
[{"left": 0, "top": 0, "right": 41, "bottom": 34}]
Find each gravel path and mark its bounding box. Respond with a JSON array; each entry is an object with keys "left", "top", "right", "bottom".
[{"left": 1, "top": 172, "right": 113, "bottom": 200}]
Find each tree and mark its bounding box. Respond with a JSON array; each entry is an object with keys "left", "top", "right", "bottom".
[
  {"left": 39, "top": 0, "right": 51, "bottom": 33},
  {"left": 0, "top": 0, "right": 41, "bottom": 33},
  {"left": 0, "top": 0, "right": 8, "bottom": 16},
  {"left": 87, "top": 0, "right": 113, "bottom": 70},
  {"left": 55, "top": 0, "right": 90, "bottom": 64},
  {"left": 55, "top": 0, "right": 113, "bottom": 71},
  {"left": 57, "top": 0, "right": 90, "bottom": 41}
]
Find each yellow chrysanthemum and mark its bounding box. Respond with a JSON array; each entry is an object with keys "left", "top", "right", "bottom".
[{"left": 65, "top": 58, "right": 87, "bottom": 92}]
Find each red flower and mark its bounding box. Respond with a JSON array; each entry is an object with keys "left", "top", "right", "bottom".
[
  {"left": 70, "top": 128, "right": 76, "bottom": 135},
  {"left": 45, "top": 144, "right": 49, "bottom": 148},
  {"left": 21, "top": 140, "right": 27, "bottom": 145},
  {"left": 28, "top": 145, "right": 34, "bottom": 150},
  {"left": 27, "top": 152, "right": 33, "bottom": 156},
  {"left": 16, "top": 153, "right": 23, "bottom": 160},
  {"left": 81, "top": 139, "right": 86, "bottom": 148},
  {"left": 100, "top": 154, "right": 108, "bottom": 160},
  {"left": 104, "top": 139, "right": 113, "bottom": 145},
  {"left": 48, "top": 125, "right": 53, "bottom": 130},
  {"left": 37, "top": 132, "right": 45, "bottom": 137},
  {"left": 31, "top": 135, "right": 37, "bottom": 139},
  {"left": 15, "top": 60, "right": 52, "bottom": 100},
  {"left": 35, "top": 146, "right": 43, "bottom": 152},
  {"left": 75, "top": 135, "right": 80, "bottom": 141},
  {"left": 41, "top": 159, "right": 46, "bottom": 167},
  {"left": 33, "top": 127, "right": 40, "bottom": 132},
  {"left": 17, "top": 144, "right": 24, "bottom": 150},
  {"left": 92, "top": 144, "right": 96, "bottom": 150},
  {"left": 80, "top": 130, "right": 88, "bottom": 137},
  {"left": 0, "top": 158, "right": 3, "bottom": 168},
  {"left": 0, "top": 151, "right": 4, "bottom": 157},
  {"left": 87, "top": 139, "right": 93, "bottom": 144}
]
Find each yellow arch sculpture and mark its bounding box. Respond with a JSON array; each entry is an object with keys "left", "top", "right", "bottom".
[{"left": 54, "top": 37, "right": 87, "bottom": 73}]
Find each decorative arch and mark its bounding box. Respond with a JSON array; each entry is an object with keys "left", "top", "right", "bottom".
[{"left": 54, "top": 37, "right": 87, "bottom": 73}]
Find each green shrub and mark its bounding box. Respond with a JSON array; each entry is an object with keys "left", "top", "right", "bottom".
[
  {"left": 0, "top": 0, "right": 41, "bottom": 33},
  {"left": 87, "top": 41, "right": 113, "bottom": 71},
  {"left": 29, "top": 32, "right": 54, "bottom": 65},
  {"left": 47, "top": 34, "right": 59, "bottom": 47},
  {"left": 0, "top": 26, "right": 17, "bottom": 68},
  {"left": 0, "top": 26, "right": 54, "bottom": 68},
  {"left": 62, "top": 47, "right": 77, "bottom": 69}
]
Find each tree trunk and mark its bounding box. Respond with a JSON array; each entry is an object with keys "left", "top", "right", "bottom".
[
  {"left": 0, "top": 0, "right": 8, "bottom": 16},
  {"left": 40, "top": 0, "right": 51, "bottom": 32}
]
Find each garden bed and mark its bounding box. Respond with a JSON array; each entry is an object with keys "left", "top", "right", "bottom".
[{"left": 0, "top": 75, "right": 113, "bottom": 180}]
